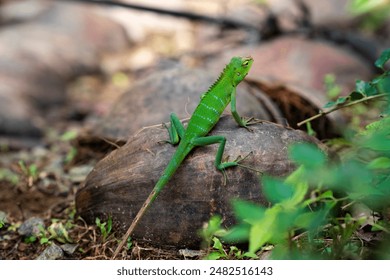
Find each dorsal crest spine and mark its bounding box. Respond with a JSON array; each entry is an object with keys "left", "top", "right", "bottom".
[{"left": 202, "top": 63, "right": 231, "bottom": 98}]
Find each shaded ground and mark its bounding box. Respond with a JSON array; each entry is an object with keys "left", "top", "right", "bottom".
[{"left": 0, "top": 120, "right": 189, "bottom": 259}]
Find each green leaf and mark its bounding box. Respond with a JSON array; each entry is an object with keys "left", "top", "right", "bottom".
[
  {"left": 242, "top": 251, "right": 258, "bottom": 259},
  {"left": 294, "top": 208, "right": 330, "bottom": 231},
  {"left": 212, "top": 237, "right": 225, "bottom": 253},
  {"left": 232, "top": 200, "right": 265, "bottom": 223},
  {"left": 283, "top": 166, "right": 309, "bottom": 208},
  {"left": 126, "top": 237, "right": 133, "bottom": 250},
  {"left": 262, "top": 176, "right": 294, "bottom": 204},
  {"left": 376, "top": 73, "right": 390, "bottom": 94},
  {"left": 361, "top": 132, "right": 390, "bottom": 151},
  {"left": 199, "top": 215, "right": 225, "bottom": 245},
  {"left": 324, "top": 96, "right": 350, "bottom": 108},
  {"left": 323, "top": 100, "right": 336, "bottom": 108},
  {"left": 40, "top": 237, "right": 50, "bottom": 245},
  {"left": 364, "top": 117, "right": 390, "bottom": 133},
  {"left": 324, "top": 73, "right": 342, "bottom": 99},
  {"left": 371, "top": 220, "right": 388, "bottom": 232},
  {"left": 248, "top": 206, "right": 281, "bottom": 253},
  {"left": 229, "top": 246, "right": 242, "bottom": 258},
  {"left": 60, "top": 130, "right": 78, "bottom": 141},
  {"left": 355, "top": 80, "right": 367, "bottom": 95},
  {"left": 320, "top": 190, "right": 334, "bottom": 199},
  {"left": 350, "top": 0, "right": 384, "bottom": 14},
  {"left": 336, "top": 96, "right": 349, "bottom": 105},
  {"left": 28, "top": 164, "right": 38, "bottom": 178},
  {"left": 294, "top": 212, "right": 318, "bottom": 229},
  {"left": 355, "top": 80, "right": 378, "bottom": 97},
  {"left": 47, "top": 222, "right": 72, "bottom": 243},
  {"left": 375, "top": 48, "right": 390, "bottom": 70},
  {"left": 207, "top": 215, "right": 222, "bottom": 230},
  {"left": 289, "top": 143, "right": 326, "bottom": 168},
  {"left": 350, "top": 79, "right": 379, "bottom": 97},
  {"left": 106, "top": 217, "right": 112, "bottom": 235},
  {"left": 205, "top": 252, "right": 223, "bottom": 260},
  {"left": 222, "top": 224, "right": 250, "bottom": 243},
  {"left": 24, "top": 236, "right": 37, "bottom": 244},
  {"left": 368, "top": 157, "right": 390, "bottom": 169},
  {"left": 350, "top": 91, "right": 365, "bottom": 101}
]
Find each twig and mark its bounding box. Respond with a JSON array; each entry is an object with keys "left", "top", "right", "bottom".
[{"left": 297, "top": 93, "right": 388, "bottom": 127}]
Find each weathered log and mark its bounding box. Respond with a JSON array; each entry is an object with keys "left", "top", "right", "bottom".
[{"left": 76, "top": 116, "right": 324, "bottom": 248}]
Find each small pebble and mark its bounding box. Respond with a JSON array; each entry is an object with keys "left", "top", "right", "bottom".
[
  {"left": 0, "top": 211, "right": 7, "bottom": 224},
  {"left": 179, "top": 249, "right": 205, "bottom": 258},
  {"left": 68, "top": 165, "right": 94, "bottom": 183},
  {"left": 60, "top": 243, "right": 78, "bottom": 255},
  {"left": 18, "top": 217, "right": 44, "bottom": 236},
  {"left": 36, "top": 243, "right": 64, "bottom": 260}
]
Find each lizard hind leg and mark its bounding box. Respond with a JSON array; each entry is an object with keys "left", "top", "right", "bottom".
[
  {"left": 191, "top": 135, "right": 243, "bottom": 185},
  {"left": 160, "top": 112, "right": 186, "bottom": 145}
]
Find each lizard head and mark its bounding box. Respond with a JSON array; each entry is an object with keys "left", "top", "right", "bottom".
[{"left": 230, "top": 56, "right": 253, "bottom": 86}]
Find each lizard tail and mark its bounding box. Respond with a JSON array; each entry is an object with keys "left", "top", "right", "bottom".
[{"left": 112, "top": 142, "right": 191, "bottom": 259}]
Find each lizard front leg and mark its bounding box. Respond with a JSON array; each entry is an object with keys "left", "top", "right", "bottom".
[
  {"left": 162, "top": 112, "right": 186, "bottom": 145},
  {"left": 230, "top": 87, "right": 254, "bottom": 131}
]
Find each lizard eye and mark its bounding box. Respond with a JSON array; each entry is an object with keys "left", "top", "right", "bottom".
[{"left": 242, "top": 60, "right": 249, "bottom": 66}]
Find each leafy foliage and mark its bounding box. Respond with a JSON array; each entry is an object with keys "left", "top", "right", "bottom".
[
  {"left": 324, "top": 49, "right": 390, "bottom": 110},
  {"left": 202, "top": 49, "right": 390, "bottom": 259},
  {"left": 23, "top": 219, "right": 73, "bottom": 245},
  {"left": 349, "top": 0, "right": 390, "bottom": 29},
  {"left": 298, "top": 48, "right": 390, "bottom": 127},
  {"left": 95, "top": 216, "right": 113, "bottom": 242}
]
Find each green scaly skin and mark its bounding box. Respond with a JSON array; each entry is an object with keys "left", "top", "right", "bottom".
[{"left": 113, "top": 56, "right": 254, "bottom": 258}]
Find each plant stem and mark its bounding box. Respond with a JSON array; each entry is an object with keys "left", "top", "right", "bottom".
[{"left": 297, "top": 93, "right": 388, "bottom": 127}]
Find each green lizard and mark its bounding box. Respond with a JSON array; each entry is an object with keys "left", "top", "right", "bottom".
[{"left": 113, "top": 56, "right": 254, "bottom": 258}]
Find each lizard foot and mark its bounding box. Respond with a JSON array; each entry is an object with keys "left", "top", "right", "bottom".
[
  {"left": 240, "top": 117, "right": 263, "bottom": 132},
  {"left": 234, "top": 151, "right": 263, "bottom": 173},
  {"left": 158, "top": 122, "right": 179, "bottom": 145},
  {"left": 244, "top": 117, "right": 264, "bottom": 127}
]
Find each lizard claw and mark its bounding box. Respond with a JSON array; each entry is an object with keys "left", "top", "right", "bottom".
[
  {"left": 234, "top": 151, "right": 263, "bottom": 174},
  {"left": 240, "top": 117, "right": 263, "bottom": 132},
  {"left": 233, "top": 151, "right": 253, "bottom": 164}
]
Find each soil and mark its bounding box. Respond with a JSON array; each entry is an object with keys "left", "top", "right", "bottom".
[{"left": 0, "top": 124, "right": 187, "bottom": 260}]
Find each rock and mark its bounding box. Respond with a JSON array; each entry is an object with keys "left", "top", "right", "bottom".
[
  {"left": 60, "top": 243, "right": 78, "bottom": 255},
  {"left": 265, "top": 0, "right": 354, "bottom": 28},
  {"left": 0, "top": 0, "right": 129, "bottom": 147},
  {"left": 76, "top": 115, "right": 325, "bottom": 248},
  {"left": 0, "top": 0, "right": 50, "bottom": 24},
  {"left": 67, "top": 165, "right": 94, "bottom": 183},
  {"left": 213, "top": 37, "right": 373, "bottom": 95},
  {"left": 18, "top": 217, "right": 44, "bottom": 237},
  {"left": 36, "top": 243, "right": 64, "bottom": 260}
]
